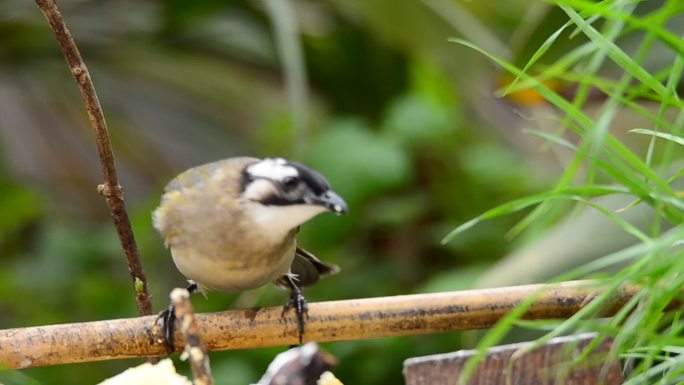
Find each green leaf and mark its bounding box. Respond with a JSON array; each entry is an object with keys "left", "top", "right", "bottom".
[
  {"left": 522, "top": 128, "right": 577, "bottom": 150},
  {"left": 559, "top": 4, "right": 669, "bottom": 99},
  {"left": 441, "top": 185, "right": 630, "bottom": 244},
  {"left": 630, "top": 128, "right": 684, "bottom": 147}
]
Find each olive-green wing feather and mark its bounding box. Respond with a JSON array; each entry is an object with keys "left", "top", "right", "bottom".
[{"left": 275, "top": 247, "right": 340, "bottom": 288}]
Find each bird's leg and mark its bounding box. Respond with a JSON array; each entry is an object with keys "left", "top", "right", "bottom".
[
  {"left": 281, "top": 275, "right": 308, "bottom": 344},
  {"left": 156, "top": 282, "right": 198, "bottom": 354}
]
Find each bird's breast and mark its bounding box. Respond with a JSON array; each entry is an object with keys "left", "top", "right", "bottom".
[
  {"left": 156, "top": 179, "right": 299, "bottom": 292},
  {"left": 169, "top": 229, "right": 297, "bottom": 292}
]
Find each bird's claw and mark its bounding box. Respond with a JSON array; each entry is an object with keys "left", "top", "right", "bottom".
[
  {"left": 156, "top": 282, "right": 197, "bottom": 354},
  {"left": 282, "top": 287, "right": 309, "bottom": 344},
  {"left": 155, "top": 303, "right": 177, "bottom": 354}
]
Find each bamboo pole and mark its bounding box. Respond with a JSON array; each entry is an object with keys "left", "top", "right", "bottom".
[{"left": 0, "top": 281, "right": 637, "bottom": 369}]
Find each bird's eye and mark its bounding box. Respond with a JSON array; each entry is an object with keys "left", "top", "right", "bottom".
[{"left": 282, "top": 176, "right": 299, "bottom": 189}]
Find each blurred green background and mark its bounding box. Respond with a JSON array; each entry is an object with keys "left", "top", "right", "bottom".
[{"left": 1, "top": 0, "right": 680, "bottom": 384}]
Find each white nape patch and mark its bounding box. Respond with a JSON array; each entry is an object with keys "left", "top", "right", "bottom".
[
  {"left": 247, "top": 201, "right": 327, "bottom": 240},
  {"left": 242, "top": 179, "right": 277, "bottom": 202},
  {"left": 246, "top": 158, "right": 298, "bottom": 181}
]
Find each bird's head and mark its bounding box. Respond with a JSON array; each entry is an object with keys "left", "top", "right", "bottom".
[{"left": 240, "top": 158, "right": 347, "bottom": 233}]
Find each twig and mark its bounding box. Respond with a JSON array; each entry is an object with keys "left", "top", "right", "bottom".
[
  {"left": 34, "top": 0, "right": 153, "bottom": 317},
  {"left": 171, "top": 288, "right": 214, "bottom": 385},
  {"left": 0, "top": 281, "right": 642, "bottom": 369}
]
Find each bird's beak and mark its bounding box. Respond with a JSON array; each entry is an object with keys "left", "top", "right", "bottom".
[{"left": 311, "top": 190, "right": 348, "bottom": 215}]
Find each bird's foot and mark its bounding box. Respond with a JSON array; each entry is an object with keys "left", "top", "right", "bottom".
[
  {"left": 155, "top": 303, "right": 177, "bottom": 354},
  {"left": 155, "top": 281, "right": 198, "bottom": 354},
  {"left": 282, "top": 278, "right": 309, "bottom": 345}
]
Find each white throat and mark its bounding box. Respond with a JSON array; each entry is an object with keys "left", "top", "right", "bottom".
[{"left": 247, "top": 203, "right": 327, "bottom": 240}]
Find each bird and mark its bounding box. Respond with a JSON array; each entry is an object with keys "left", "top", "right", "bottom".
[{"left": 152, "top": 157, "right": 348, "bottom": 351}]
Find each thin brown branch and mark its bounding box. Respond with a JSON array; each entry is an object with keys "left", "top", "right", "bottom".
[
  {"left": 34, "top": 0, "right": 153, "bottom": 317},
  {"left": 171, "top": 288, "right": 214, "bottom": 385},
  {"left": 0, "top": 281, "right": 641, "bottom": 369}
]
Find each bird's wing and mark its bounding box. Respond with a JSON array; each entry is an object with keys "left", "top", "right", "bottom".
[{"left": 275, "top": 247, "right": 340, "bottom": 288}]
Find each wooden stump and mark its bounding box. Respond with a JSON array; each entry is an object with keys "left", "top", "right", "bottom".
[{"left": 404, "top": 333, "right": 622, "bottom": 385}]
